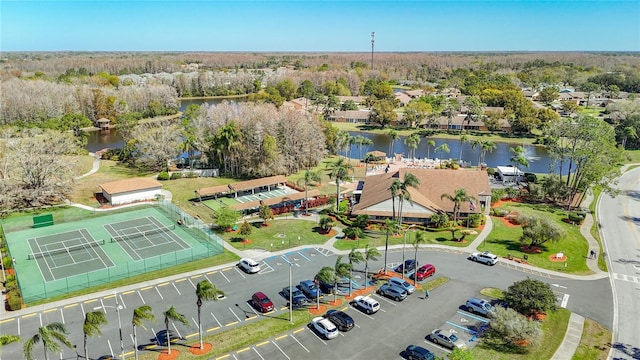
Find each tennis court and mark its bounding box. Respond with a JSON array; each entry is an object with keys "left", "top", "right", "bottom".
[
  {"left": 27, "top": 229, "right": 114, "bottom": 282},
  {"left": 3, "top": 202, "right": 224, "bottom": 304},
  {"left": 104, "top": 217, "right": 190, "bottom": 261}
]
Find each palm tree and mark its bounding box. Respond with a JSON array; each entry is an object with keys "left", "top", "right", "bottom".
[
  {"left": 319, "top": 216, "right": 335, "bottom": 234},
  {"left": 162, "top": 306, "right": 189, "bottom": 354},
  {"left": 389, "top": 179, "right": 402, "bottom": 222},
  {"left": 348, "top": 248, "right": 365, "bottom": 295},
  {"left": 480, "top": 140, "right": 496, "bottom": 166},
  {"left": 132, "top": 305, "right": 156, "bottom": 360},
  {"left": 387, "top": 129, "right": 400, "bottom": 157},
  {"left": 336, "top": 131, "right": 350, "bottom": 159},
  {"left": 327, "top": 157, "right": 354, "bottom": 212},
  {"left": 0, "top": 335, "right": 20, "bottom": 346},
  {"left": 425, "top": 139, "right": 436, "bottom": 160},
  {"left": 362, "top": 245, "right": 381, "bottom": 289},
  {"left": 314, "top": 266, "right": 335, "bottom": 309},
  {"left": 333, "top": 256, "right": 352, "bottom": 302},
  {"left": 397, "top": 173, "right": 421, "bottom": 226},
  {"left": 297, "top": 169, "right": 322, "bottom": 215},
  {"left": 196, "top": 280, "right": 224, "bottom": 350},
  {"left": 403, "top": 133, "right": 421, "bottom": 160},
  {"left": 458, "top": 134, "right": 468, "bottom": 161},
  {"left": 23, "top": 322, "right": 72, "bottom": 360},
  {"left": 83, "top": 311, "right": 107, "bottom": 360},
  {"left": 413, "top": 231, "right": 428, "bottom": 278},
  {"left": 440, "top": 188, "right": 477, "bottom": 230},
  {"left": 435, "top": 143, "right": 450, "bottom": 167},
  {"left": 383, "top": 219, "right": 400, "bottom": 275},
  {"left": 509, "top": 145, "right": 529, "bottom": 184}
]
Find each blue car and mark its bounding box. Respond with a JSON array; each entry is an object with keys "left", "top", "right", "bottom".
[
  {"left": 282, "top": 286, "right": 307, "bottom": 306},
  {"left": 297, "top": 280, "right": 320, "bottom": 299}
]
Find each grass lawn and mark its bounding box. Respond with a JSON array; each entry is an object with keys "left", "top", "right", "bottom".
[
  {"left": 572, "top": 318, "right": 612, "bottom": 360},
  {"left": 333, "top": 226, "right": 478, "bottom": 251},
  {"left": 623, "top": 149, "right": 640, "bottom": 164},
  {"left": 589, "top": 188, "right": 607, "bottom": 272},
  {"left": 472, "top": 308, "right": 571, "bottom": 360},
  {"left": 217, "top": 218, "right": 335, "bottom": 250},
  {"left": 480, "top": 201, "right": 590, "bottom": 274}
]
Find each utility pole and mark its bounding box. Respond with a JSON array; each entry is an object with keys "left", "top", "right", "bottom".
[{"left": 371, "top": 32, "right": 375, "bottom": 70}]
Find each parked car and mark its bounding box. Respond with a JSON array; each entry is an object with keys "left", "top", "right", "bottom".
[
  {"left": 324, "top": 310, "right": 355, "bottom": 332},
  {"left": 377, "top": 283, "right": 408, "bottom": 301},
  {"left": 388, "top": 277, "right": 416, "bottom": 294},
  {"left": 251, "top": 291, "right": 274, "bottom": 313},
  {"left": 310, "top": 316, "right": 338, "bottom": 339},
  {"left": 281, "top": 286, "right": 307, "bottom": 306},
  {"left": 465, "top": 297, "right": 495, "bottom": 316},
  {"left": 469, "top": 251, "right": 498, "bottom": 266},
  {"left": 411, "top": 264, "right": 436, "bottom": 281},
  {"left": 297, "top": 280, "right": 320, "bottom": 299},
  {"left": 238, "top": 258, "right": 261, "bottom": 273},
  {"left": 318, "top": 280, "right": 335, "bottom": 294},
  {"left": 396, "top": 259, "right": 416, "bottom": 273},
  {"left": 404, "top": 345, "right": 435, "bottom": 360},
  {"left": 430, "top": 329, "right": 466, "bottom": 350},
  {"left": 352, "top": 295, "right": 380, "bottom": 314}
]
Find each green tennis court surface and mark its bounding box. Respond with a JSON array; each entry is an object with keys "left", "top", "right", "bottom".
[{"left": 3, "top": 202, "right": 224, "bottom": 304}]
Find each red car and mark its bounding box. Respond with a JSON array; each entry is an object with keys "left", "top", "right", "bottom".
[
  {"left": 251, "top": 291, "right": 274, "bottom": 313},
  {"left": 412, "top": 264, "right": 436, "bottom": 281}
]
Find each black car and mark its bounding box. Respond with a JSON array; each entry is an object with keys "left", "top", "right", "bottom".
[
  {"left": 281, "top": 286, "right": 307, "bottom": 306},
  {"left": 323, "top": 310, "right": 355, "bottom": 332},
  {"left": 404, "top": 345, "right": 435, "bottom": 360},
  {"left": 396, "top": 259, "right": 416, "bottom": 273}
]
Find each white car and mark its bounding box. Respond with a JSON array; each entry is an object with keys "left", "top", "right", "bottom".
[
  {"left": 352, "top": 295, "right": 380, "bottom": 314},
  {"left": 238, "top": 258, "right": 261, "bottom": 273},
  {"left": 310, "top": 316, "right": 338, "bottom": 339},
  {"left": 469, "top": 251, "right": 498, "bottom": 266}
]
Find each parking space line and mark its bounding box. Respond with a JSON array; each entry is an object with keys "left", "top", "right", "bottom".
[
  {"left": 188, "top": 277, "right": 197, "bottom": 289},
  {"left": 63, "top": 303, "right": 77, "bottom": 309},
  {"left": 0, "top": 318, "right": 14, "bottom": 324},
  {"left": 222, "top": 267, "right": 233, "bottom": 272},
  {"left": 456, "top": 310, "right": 489, "bottom": 323},
  {"left": 80, "top": 303, "right": 86, "bottom": 318},
  {"left": 175, "top": 278, "right": 186, "bottom": 283},
  {"left": 137, "top": 290, "right": 145, "bottom": 303},
  {"left": 84, "top": 299, "right": 97, "bottom": 304},
  {"left": 219, "top": 270, "right": 231, "bottom": 283},
  {"left": 225, "top": 321, "right": 239, "bottom": 327},
  {"left": 123, "top": 290, "right": 135, "bottom": 295},
  {"left": 191, "top": 317, "right": 198, "bottom": 328},
  {"left": 43, "top": 308, "right": 56, "bottom": 314},
  {"left": 256, "top": 341, "right": 269, "bottom": 347},
  {"left": 155, "top": 286, "right": 164, "bottom": 300},
  {"left": 371, "top": 293, "right": 397, "bottom": 306},
  {"left": 157, "top": 282, "right": 168, "bottom": 287},
  {"left": 60, "top": 308, "right": 65, "bottom": 324},
  {"left": 260, "top": 261, "right": 275, "bottom": 274},
  {"left": 22, "top": 313, "right": 37, "bottom": 319},
  {"left": 307, "top": 327, "right": 327, "bottom": 345},
  {"left": 275, "top": 335, "right": 288, "bottom": 341},
  {"left": 186, "top": 332, "right": 198, "bottom": 339},
  {"left": 246, "top": 315, "right": 257, "bottom": 321},
  {"left": 423, "top": 339, "right": 452, "bottom": 353},
  {"left": 140, "top": 286, "right": 152, "bottom": 291},
  {"left": 206, "top": 326, "right": 220, "bottom": 332},
  {"left": 191, "top": 274, "right": 202, "bottom": 279},
  {"left": 252, "top": 347, "right": 266, "bottom": 360},
  {"left": 233, "top": 266, "right": 246, "bottom": 278},
  {"left": 216, "top": 354, "right": 231, "bottom": 360},
  {"left": 290, "top": 333, "right": 310, "bottom": 352},
  {"left": 172, "top": 282, "right": 182, "bottom": 295},
  {"left": 229, "top": 307, "right": 242, "bottom": 322},
  {"left": 207, "top": 270, "right": 217, "bottom": 275},
  {"left": 211, "top": 312, "right": 222, "bottom": 327},
  {"left": 280, "top": 254, "right": 292, "bottom": 265},
  {"left": 297, "top": 251, "right": 311, "bottom": 261},
  {"left": 117, "top": 293, "right": 126, "bottom": 308},
  {"left": 293, "top": 327, "right": 305, "bottom": 334},
  {"left": 236, "top": 347, "right": 250, "bottom": 353},
  {"left": 104, "top": 293, "right": 115, "bottom": 300},
  {"left": 272, "top": 340, "right": 290, "bottom": 359},
  {"left": 561, "top": 293, "right": 570, "bottom": 308}
]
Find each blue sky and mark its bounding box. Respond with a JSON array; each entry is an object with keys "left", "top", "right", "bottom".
[{"left": 2, "top": 1, "right": 639, "bottom": 52}]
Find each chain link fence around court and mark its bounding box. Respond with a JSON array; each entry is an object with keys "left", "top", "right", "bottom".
[{"left": 4, "top": 201, "right": 226, "bottom": 304}]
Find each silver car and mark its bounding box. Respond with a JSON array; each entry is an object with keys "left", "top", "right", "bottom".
[
  {"left": 430, "top": 329, "right": 466, "bottom": 350},
  {"left": 388, "top": 277, "right": 416, "bottom": 294},
  {"left": 377, "top": 283, "right": 408, "bottom": 301}
]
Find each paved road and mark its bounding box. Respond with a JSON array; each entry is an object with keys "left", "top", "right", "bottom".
[
  {"left": 599, "top": 167, "right": 640, "bottom": 360},
  {"left": 1, "top": 248, "right": 612, "bottom": 360}
]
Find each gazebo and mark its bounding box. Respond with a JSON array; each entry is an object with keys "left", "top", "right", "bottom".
[{"left": 366, "top": 150, "right": 387, "bottom": 163}]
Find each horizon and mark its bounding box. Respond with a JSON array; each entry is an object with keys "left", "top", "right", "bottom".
[{"left": 2, "top": 1, "right": 639, "bottom": 52}]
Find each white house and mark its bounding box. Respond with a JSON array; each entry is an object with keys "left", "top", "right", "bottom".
[
  {"left": 99, "top": 178, "right": 163, "bottom": 206},
  {"left": 496, "top": 166, "right": 524, "bottom": 183}
]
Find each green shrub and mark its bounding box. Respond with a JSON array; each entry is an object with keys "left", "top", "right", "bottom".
[
  {"left": 157, "top": 171, "right": 170, "bottom": 180},
  {"left": 170, "top": 172, "right": 183, "bottom": 180},
  {"left": 567, "top": 211, "right": 586, "bottom": 225},
  {"left": 3, "top": 255, "right": 13, "bottom": 270},
  {"left": 487, "top": 167, "right": 496, "bottom": 176},
  {"left": 467, "top": 213, "right": 483, "bottom": 227},
  {"left": 185, "top": 172, "right": 197, "bottom": 178},
  {"left": 7, "top": 290, "right": 22, "bottom": 311},
  {"left": 491, "top": 208, "right": 509, "bottom": 217}
]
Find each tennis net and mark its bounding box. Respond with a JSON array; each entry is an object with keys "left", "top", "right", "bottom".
[
  {"left": 28, "top": 240, "right": 105, "bottom": 260},
  {"left": 110, "top": 224, "right": 175, "bottom": 243}
]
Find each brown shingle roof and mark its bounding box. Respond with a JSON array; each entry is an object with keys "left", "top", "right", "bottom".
[
  {"left": 99, "top": 178, "right": 162, "bottom": 195},
  {"left": 197, "top": 175, "right": 287, "bottom": 197},
  {"left": 352, "top": 169, "right": 490, "bottom": 217}
]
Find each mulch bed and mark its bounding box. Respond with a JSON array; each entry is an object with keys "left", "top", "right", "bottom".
[
  {"left": 157, "top": 349, "right": 180, "bottom": 360},
  {"left": 189, "top": 343, "right": 213, "bottom": 355},
  {"left": 548, "top": 254, "right": 567, "bottom": 262},
  {"left": 241, "top": 239, "right": 252, "bottom": 245},
  {"left": 308, "top": 305, "right": 328, "bottom": 315},
  {"left": 519, "top": 245, "right": 542, "bottom": 254},
  {"left": 323, "top": 229, "right": 336, "bottom": 236}
]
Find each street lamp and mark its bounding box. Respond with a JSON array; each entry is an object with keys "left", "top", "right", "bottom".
[
  {"left": 94, "top": 293, "right": 124, "bottom": 359},
  {"left": 402, "top": 224, "right": 418, "bottom": 280},
  {"left": 289, "top": 262, "right": 293, "bottom": 323}
]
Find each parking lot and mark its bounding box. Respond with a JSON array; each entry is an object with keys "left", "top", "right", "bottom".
[{"left": 0, "top": 248, "right": 611, "bottom": 360}]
